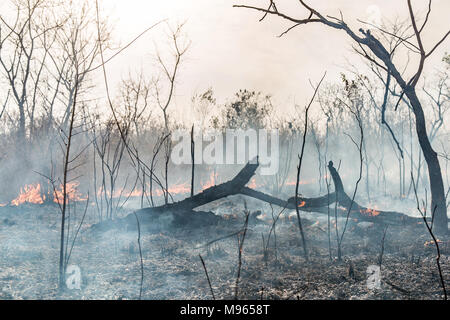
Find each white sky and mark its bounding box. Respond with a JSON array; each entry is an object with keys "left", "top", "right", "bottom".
[
  {"left": 97, "top": 0, "right": 450, "bottom": 123},
  {"left": 2, "top": 0, "right": 450, "bottom": 124}
]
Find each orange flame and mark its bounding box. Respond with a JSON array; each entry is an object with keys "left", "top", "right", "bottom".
[
  {"left": 298, "top": 201, "right": 306, "bottom": 208},
  {"left": 285, "top": 179, "right": 314, "bottom": 186},
  {"left": 101, "top": 182, "right": 192, "bottom": 199},
  {"left": 164, "top": 183, "right": 191, "bottom": 195},
  {"left": 53, "top": 182, "right": 87, "bottom": 204},
  {"left": 10, "top": 182, "right": 87, "bottom": 206},
  {"left": 11, "top": 184, "right": 44, "bottom": 206},
  {"left": 424, "top": 239, "right": 442, "bottom": 247},
  {"left": 360, "top": 207, "right": 380, "bottom": 217},
  {"left": 247, "top": 178, "right": 258, "bottom": 189}
]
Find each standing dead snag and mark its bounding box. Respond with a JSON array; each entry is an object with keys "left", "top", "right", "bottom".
[
  {"left": 59, "top": 73, "right": 79, "bottom": 290},
  {"left": 234, "top": 0, "right": 450, "bottom": 235},
  {"left": 294, "top": 74, "right": 326, "bottom": 260},
  {"left": 153, "top": 22, "right": 191, "bottom": 205}
]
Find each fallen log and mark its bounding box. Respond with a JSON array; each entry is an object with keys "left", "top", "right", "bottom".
[
  {"left": 234, "top": 161, "right": 439, "bottom": 226},
  {"left": 93, "top": 158, "right": 439, "bottom": 232},
  {"left": 240, "top": 186, "right": 417, "bottom": 226},
  {"left": 239, "top": 161, "right": 419, "bottom": 226},
  {"left": 240, "top": 186, "right": 333, "bottom": 211},
  {"left": 324, "top": 161, "right": 421, "bottom": 226},
  {"left": 280, "top": 161, "right": 422, "bottom": 226},
  {"left": 92, "top": 159, "right": 259, "bottom": 231}
]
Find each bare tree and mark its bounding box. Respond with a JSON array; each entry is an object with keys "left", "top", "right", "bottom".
[
  {"left": 57, "top": 62, "right": 79, "bottom": 290},
  {"left": 91, "top": 119, "right": 128, "bottom": 220},
  {"left": 0, "top": 0, "right": 63, "bottom": 143},
  {"left": 151, "top": 22, "right": 190, "bottom": 204},
  {"left": 119, "top": 73, "right": 152, "bottom": 138},
  {"left": 310, "top": 122, "right": 324, "bottom": 193},
  {"left": 51, "top": 0, "right": 108, "bottom": 289},
  {"left": 94, "top": 0, "right": 169, "bottom": 211},
  {"left": 38, "top": 1, "right": 110, "bottom": 203},
  {"left": 235, "top": 0, "right": 450, "bottom": 234}
]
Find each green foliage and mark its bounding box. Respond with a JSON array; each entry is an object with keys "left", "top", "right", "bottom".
[{"left": 219, "top": 89, "right": 273, "bottom": 129}]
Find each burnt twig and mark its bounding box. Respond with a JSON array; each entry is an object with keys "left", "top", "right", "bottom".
[
  {"left": 133, "top": 212, "right": 144, "bottom": 300},
  {"left": 378, "top": 226, "right": 388, "bottom": 267},
  {"left": 235, "top": 205, "right": 250, "bottom": 300},
  {"left": 199, "top": 254, "right": 215, "bottom": 300}
]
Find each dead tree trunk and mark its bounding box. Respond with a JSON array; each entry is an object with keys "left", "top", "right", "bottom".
[
  {"left": 91, "top": 158, "right": 446, "bottom": 233},
  {"left": 93, "top": 159, "right": 259, "bottom": 231},
  {"left": 233, "top": 0, "right": 449, "bottom": 235}
]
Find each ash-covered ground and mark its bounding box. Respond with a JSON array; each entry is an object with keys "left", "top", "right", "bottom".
[{"left": 0, "top": 194, "right": 448, "bottom": 300}]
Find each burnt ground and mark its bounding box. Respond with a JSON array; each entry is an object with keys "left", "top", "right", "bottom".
[{"left": 0, "top": 197, "right": 448, "bottom": 300}]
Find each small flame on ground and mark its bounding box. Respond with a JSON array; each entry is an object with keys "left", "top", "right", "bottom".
[
  {"left": 259, "top": 213, "right": 267, "bottom": 220},
  {"left": 101, "top": 171, "right": 224, "bottom": 200},
  {"left": 247, "top": 178, "right": 258, "bottom": 189},
  {"left": 10, "top": 182, "right": 87, "bottom": 206},
  {"left": 424, "top": 239, "right": 442, "bottom": 247},
  {"left": 285, "top": 179, "right": 315, "bottom": 186},
  {"left": 9, "top": 169, "right": 272, "bottom": 206},
  {"left": 11, "top": 184, "right": 44, "bottom": 206},
  {"left": 360, "top": 207, "right": 380, "bottom": 217},
  {"left": 54, "top": 182, "right": 87, "bottom": 204}
]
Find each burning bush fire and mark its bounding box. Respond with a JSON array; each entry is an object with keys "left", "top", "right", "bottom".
[
  {"left": 8, "top": 182, "right": 87, "bottom": 206},
  {"left": 0, "top": 0, "right": 448, "bottom": 307}
]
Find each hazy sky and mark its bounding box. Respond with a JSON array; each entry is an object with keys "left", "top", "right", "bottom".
[
  {"left": 3, "top": 0, "right": 450, "bottom": 123},
  {"left": 97, "top": 0, "right": 450, "bottom": 123}
]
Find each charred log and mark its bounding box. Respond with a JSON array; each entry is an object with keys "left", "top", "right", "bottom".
[
  {"left": 282, "top": 161, "right": 425, "bottom": 226},
  {"left": 93, "top": 159, "right": 259, "bottom": 231},
  {"left": 92, "top": 158, "right": 443, "bottom": 233}
]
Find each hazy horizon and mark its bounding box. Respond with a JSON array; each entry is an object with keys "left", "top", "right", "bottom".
[
  {"left": 0, "top": 0, "right": 449, "bottom": 125},
  {"left": 95, "top": 0, "right": 450, "bottom": 124}
]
